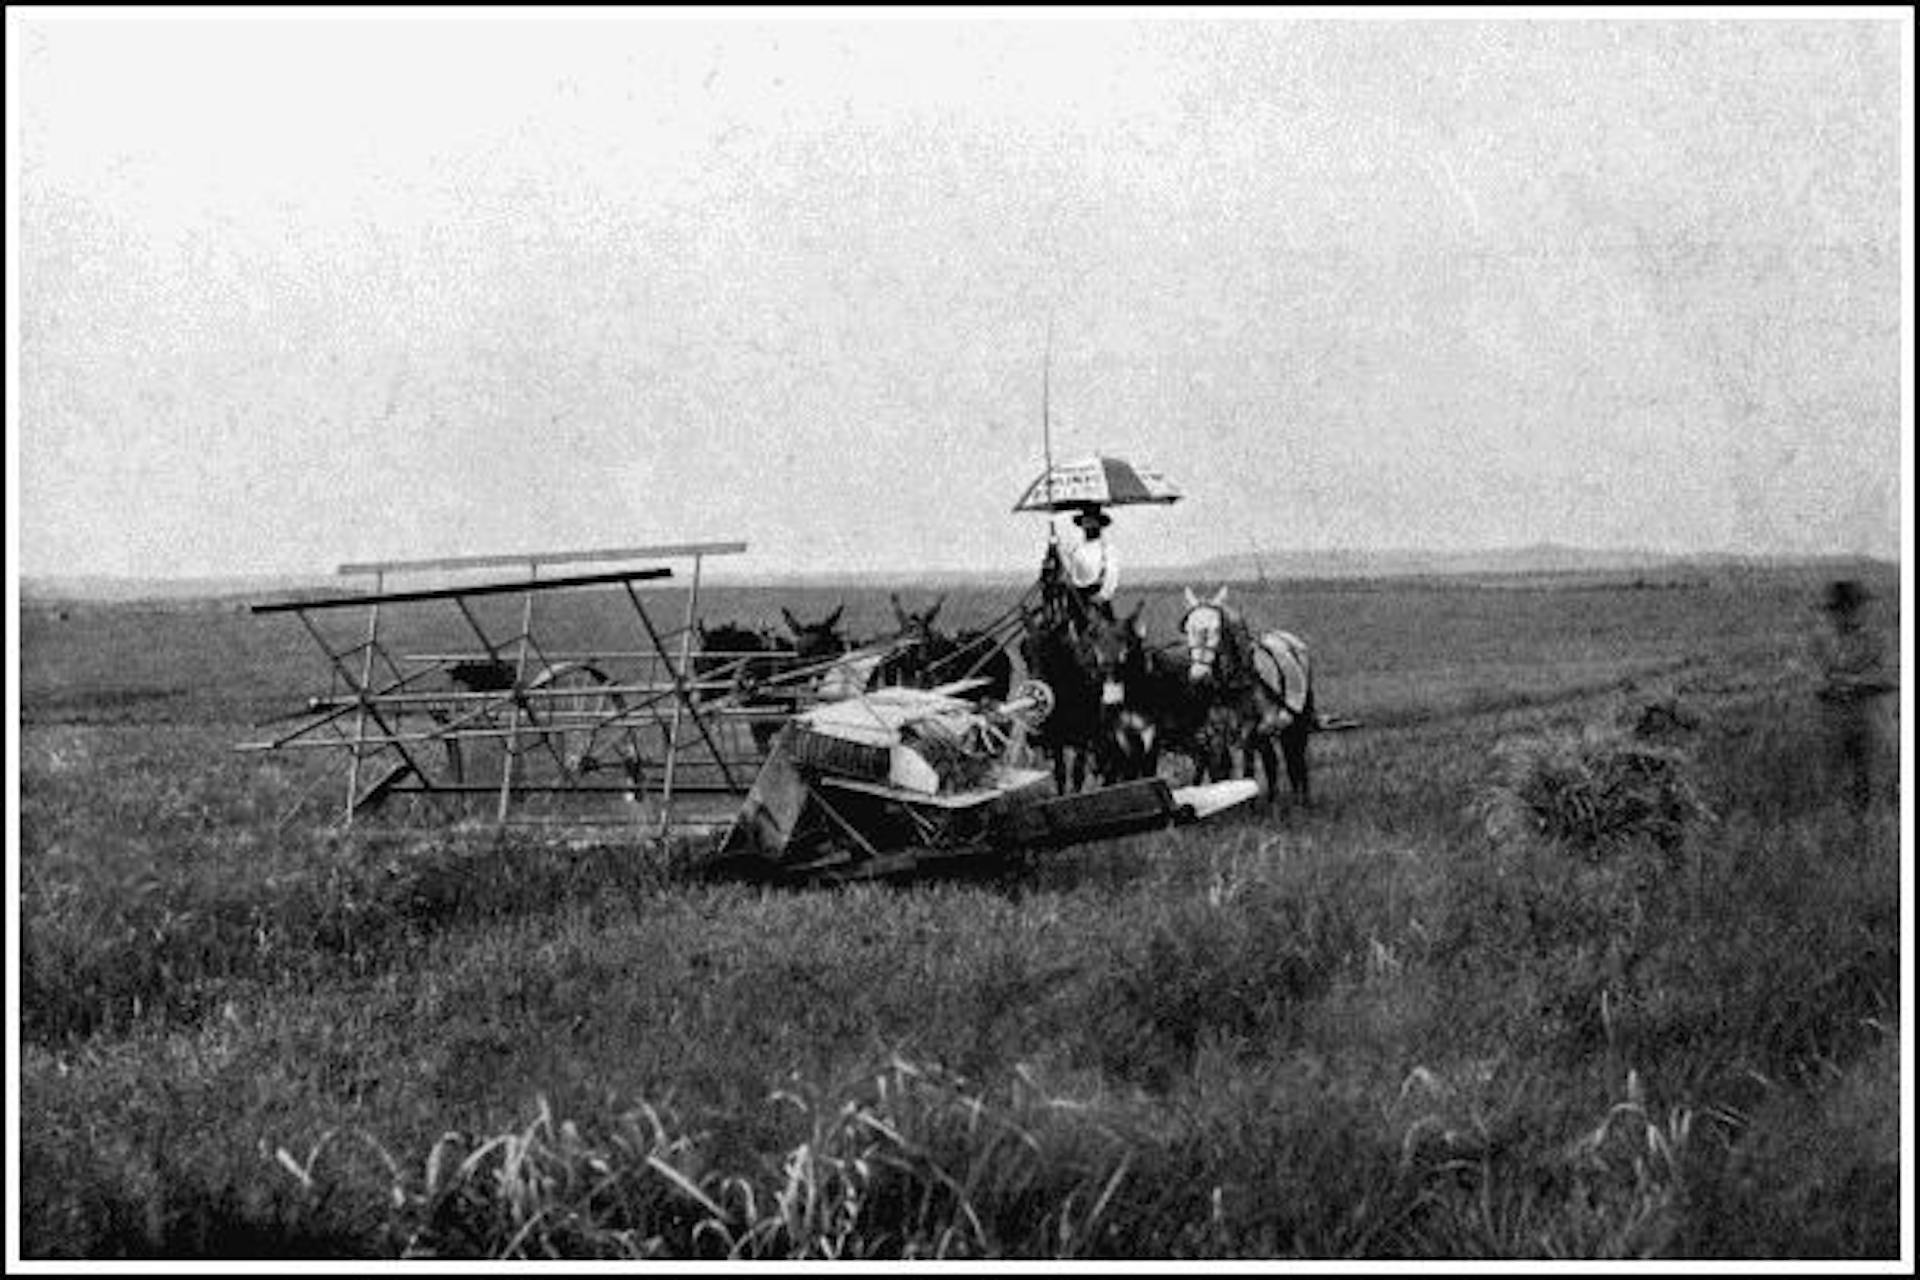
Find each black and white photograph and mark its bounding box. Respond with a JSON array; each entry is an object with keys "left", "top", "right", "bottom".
[{"left": 8, "top": 5, "right": 1911, "bottom": 1265}]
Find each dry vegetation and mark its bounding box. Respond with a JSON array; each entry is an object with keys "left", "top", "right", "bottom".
[{"left": 16, "top": 564, "right": 1904, "bottom": 1260}]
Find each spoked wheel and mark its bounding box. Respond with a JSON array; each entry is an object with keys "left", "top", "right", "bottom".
[
  {"left": 439, "top": 662, "right": 649, "bottom": 817},
  {"left": 523, "top": 662, "right": 648, "bottom": 802}
]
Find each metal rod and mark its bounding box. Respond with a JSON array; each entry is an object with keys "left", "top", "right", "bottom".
[
  {"left": 403, "top": 646, "right": 741, "bottom": 665},
  {"left": 344, "top": 573, "right": 384, "bottom": 829},
  {"left": 262, "top": 633, "right": 448, "bottom": 746},
  {"left": 810, "top": 789, "right": 884, "bottom": 862},
  {"left": 239, "top": 713, "right": 781, "bottom": 755},
  {"left": 252, "top": 566, "right": 672, "bottom": 614},
  {"left": 661, "top": 555, "right": 697, "bottom": 832},
  {"left": 625, "top": 577, "right": 747, "bottom": 802},
  {"left": 237, "top": 710, "right": 786, "bottom": 750},
  {"left": 293, "top": 600, "right": 453, "bottom": 821},
  {"left": 280, "top": 675, "right": 750, "bottom": 713},
  {"left": 347, "top": 780, "right": 750, "bottom": 796},
  {"left": 497, "top": 565, "right": 539, "bottom": 822}
]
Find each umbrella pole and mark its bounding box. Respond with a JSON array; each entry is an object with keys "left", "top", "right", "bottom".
[
  {"left": 1038, "top": 317, "right": 1067, "bottom": 630},
  {"left": 1042, "top": 314, "right": 1056, "bottom": 536}
]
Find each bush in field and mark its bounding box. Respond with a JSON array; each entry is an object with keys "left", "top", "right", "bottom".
[
  {"left": 1474, "top": 723, "right": 1714, "bottom": 861},
  {"left": 1436, "top": 716, "right": 1718, "bottom": 1058},
  {"left": 1445, "top": 702, "right": 1897, "bottom": 1087}
]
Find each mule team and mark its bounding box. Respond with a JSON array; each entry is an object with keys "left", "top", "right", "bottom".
[
  {"left": 698, "top": 584, "right": 1316, "bottom": 811},
  {"left": 1043, "top": 588, "right": 1315, "bottom": 808}
]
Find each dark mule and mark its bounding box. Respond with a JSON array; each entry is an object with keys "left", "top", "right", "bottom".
[
  {"left": 1179, "top": 586, "right": 1316, "bottom": 808},
  {"left": 872, "top": 593, "right": 1015, "bottom": 702},
  {"left": 695, "top": 620, "right": 795, "bottom": 753},
  {"left": 780, "top": 604, "right": 850, "bottom": 665},
  {"left": 780, "top": 604, "right": 882, "bottom": 702},
  {"left": 693, "top": 620, "right": 779, "bottom": 693},
  {"left": 695, "top": 606, "right": 866, "bottom": 753},
  {"left": 870, "top": 594, "right": 946, "bottom": 689},
  {"left": 1081, "top": 603, "right": 1219, "bottom": 784},
  {"left": 1018, "top": 609, "right": 1106, "bottom": 795}
]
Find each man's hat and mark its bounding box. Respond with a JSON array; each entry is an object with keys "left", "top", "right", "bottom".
[
  {"left": 1072, "top": 504, "right": 1113, "bottom": 528},
  {"left": 1823, "top": 578, "right": 1870, "bottom": 614}
]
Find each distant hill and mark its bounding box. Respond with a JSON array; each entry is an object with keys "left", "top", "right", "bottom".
[
  {"left": 1162, "top": 544, "right": 1895, "bottom": 584},
  {"left": 1172, "top": 544, "right": 1675, "bottom": 583}
]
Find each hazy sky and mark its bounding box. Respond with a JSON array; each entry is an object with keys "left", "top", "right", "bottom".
[{"left": 8, "top": 10, "right": 1911, "bottom": 579}]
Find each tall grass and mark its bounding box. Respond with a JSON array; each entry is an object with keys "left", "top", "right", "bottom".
[{"left": 21, "top": 825, "right": 681, "bottom": 1045}]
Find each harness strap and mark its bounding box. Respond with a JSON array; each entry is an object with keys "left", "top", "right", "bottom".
[{"left": 1250, "top": 631, "right": 1310, "bottom": 716}]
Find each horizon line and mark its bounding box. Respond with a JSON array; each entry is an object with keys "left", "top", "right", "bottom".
[{"left": 16, "top": 545, "right": 1900, "bottom": 600}]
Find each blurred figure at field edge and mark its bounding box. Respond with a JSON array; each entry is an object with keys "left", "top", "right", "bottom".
[{"left": 1814, "top": 578, "right": 1893, "bottom": 811}]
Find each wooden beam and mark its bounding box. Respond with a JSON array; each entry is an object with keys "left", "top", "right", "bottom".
[
  {"left": 336, "top": 541, "right": 747, "bottom": 577},
  {"left": 251, "top": 567, "right": 671, "bottom": 614}
]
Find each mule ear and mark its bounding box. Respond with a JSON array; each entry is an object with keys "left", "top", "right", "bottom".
[
  {"left": 890, "top": 593, "right": 908, "bottom": 627},
  {"left": 826, "top": 604, "right": 844, "bottom": 630},
  {"left": 1211, "top": 585, "right": 1230, "bottom": 606},
  {"left": 781, "top": 606, "right": 801, "bottom": 634},
  {"left": 1183, "top": 587, "right": 1200, "bottom": 609},
  {"left": 927, "top": 595, "right": 945, "bottom": 626},
  {"left": 1126, "top": 599, "right": 1146, "bottom": 632}
]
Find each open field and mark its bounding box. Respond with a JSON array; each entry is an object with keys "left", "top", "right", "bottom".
[{"left": 15, "top": 562, "right": 1906, "bottom": 1260}]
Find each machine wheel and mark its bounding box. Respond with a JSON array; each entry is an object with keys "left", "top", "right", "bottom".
[
  {"left": 524, "top": 662, "right": 646, "bottom": 795},
  {"left": 440, "top": 662, "right": 647, "bottom": 805}
]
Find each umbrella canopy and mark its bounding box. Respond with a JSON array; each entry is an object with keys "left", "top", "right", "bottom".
[{"left": 1011, "top": 455, "right": 1183, "bottom": 513}]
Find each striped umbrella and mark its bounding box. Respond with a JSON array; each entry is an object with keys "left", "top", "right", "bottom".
[{"left": 1011, "top": 455, "right": 1183, "bottom": 513}]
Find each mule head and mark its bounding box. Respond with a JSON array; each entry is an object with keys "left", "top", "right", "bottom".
[
  {"left": 890, "top": 593, "right": 945, "bottom": 639},
  {"left": 782, "top": 603, "right": 850, "bottom": 660},
  {"left": 1084, "top": 609, "right": 1144, "bottom": 710},
  {"left": 1181, "top": 585, "right": 1230, "bottom": 610},
  {"left": 1181, "top": 600, "right": 1225, "bottom": 684},
  {"left": 697, "top": 619, "right": 767, "bottom": 654}
]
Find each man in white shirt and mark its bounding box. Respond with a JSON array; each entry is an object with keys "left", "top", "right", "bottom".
[{"left": 1045, "top": 503, "right": 1118, "bottom": 623}]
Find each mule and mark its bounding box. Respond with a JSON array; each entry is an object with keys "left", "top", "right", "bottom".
[
  {"left": 1018, "top": 608, "right": 1107, "bottom": 795},
  {"left": 1081, "top": 603, "right": 1223, "bottom": 785},
  {"left": 1179, "top": 586, "right": 1316, "bottom": 807},
  {"left": 780, "top": 604, "right": 850, "bottom": 665},
  {"left": 695, "top": 619, "right": 796, "bottom": 753},
  {"left": 780, "top": 604, "right": 885, "bottom": 703},
  {"left": 1080, "top": 603, "right": 1164, "bottom": 782},
  {"left": 692, "top": 621, "right": 780, "bottom": 693},
  {"left": 872, "top": 593, "right": 1015, "bottom": 702}
]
